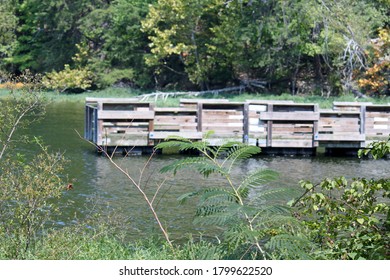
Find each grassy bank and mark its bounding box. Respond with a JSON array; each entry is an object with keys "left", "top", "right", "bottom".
[
  {"left": 0, "top": 225, "right": 226, "bottom": 260},
  {"left": 2, "top": 87, "right": 390, "bottom": 109}
]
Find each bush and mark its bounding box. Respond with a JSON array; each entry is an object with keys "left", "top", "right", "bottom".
[{"left": 42, "top": 64, "right": 93, "bottom": 93}]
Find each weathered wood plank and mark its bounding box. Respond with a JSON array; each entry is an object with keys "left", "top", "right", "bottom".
[
  {"left": 154, "top": 107, "right": 198, "bottom": 113},
  {"left": 317, "top": 134, "right": 365, "bottom": 141},
  {"left": 149, "top": 131, "right": 203, "bottom": 139},
  {"left": 98, "top": 111, "right": 154, "bottom": 120},
  {"left": 259, "top": 112, "right": 319, "bottom": 121},
  {"left": 271, "top": 140, "right": 313, "bottom": 148}
]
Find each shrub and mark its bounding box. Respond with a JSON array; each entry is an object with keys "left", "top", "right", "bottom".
[{"left": 42, "top": 64, "right": 93, "bottom": 93}]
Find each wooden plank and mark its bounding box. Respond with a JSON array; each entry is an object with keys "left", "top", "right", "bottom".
[
  {"left": 317, "top": 134, "right": 365, "bottom": 141},
  {"left": 249, "top": 126, "right": 266, "bottom": 133},
  {"left": 320, "top": 110, "right": 361, "bottom": 115},
  {"left": 180, "top": 98, "right": 230, "bottom": 104},
  {"left": 249, "top": 104, "right": 268, "bottom": 112},
  {"left": 259, "top": 112, "right": 319, "bottom": 121},
  {"left": 86, "top": 97, "right": 142, "bottom": 103},
  {"left": 246, "top": 100, "right": 294, "bottom": 105},
  {"left": 154, "top": 116, "right": 197, "bottom": 123},
  {"left": 149, "top": 131, "right": 203, "bottom": 140},
  {"left": 98, "top": 111, "right": 154, "bottom": 120},
  {"left": 271, "top": 140, "right": 313, "bottom": 148},
  {"left": 272, "top": 134, "right": 313, "bottom": 140},
  {"left": 318, "top": 126, "right": 360, "bottom": 132},
  {"left": 333, "top": 102, "right": 372, "bottom": 111},
  {"left": 154, "top": 107, "right": 198, "bottom": 113},
  {"left": 98, "top": 132, "right": 149, "bottom": 146}
]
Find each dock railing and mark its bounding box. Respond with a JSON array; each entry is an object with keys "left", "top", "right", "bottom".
[{"left": 85, "top": 98, "right": 390, "bottom": 153}]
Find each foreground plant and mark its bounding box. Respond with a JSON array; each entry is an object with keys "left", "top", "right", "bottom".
[
  {"left": 293, "top": 137, "right": 390, "bottom": 260},
  {"left": 0, "top": 84, "right": 68, "bottom": 259},
  {"left": 156, "top": 133, "right": 306, "bottom": 260}
]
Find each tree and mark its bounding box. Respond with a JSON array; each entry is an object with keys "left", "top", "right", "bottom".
[
  {"left": 142, "top": 0, "right": 386, "bottom": 93},
  {"left": 357, "top": 28, "right": 390, "bottom": 96},
  {"left": 79, "top": 0, "right": 156, "bottom": 88},
  {"left": 6, "top": 0, "right": 94, "bottom": 73},
  {"left": 0, "top": 0, "right": 17, "bottom": 71}
]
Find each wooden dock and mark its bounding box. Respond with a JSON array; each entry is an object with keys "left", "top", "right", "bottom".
[{"left": 84, "top": 98, "right": 390, "bottom": 155}]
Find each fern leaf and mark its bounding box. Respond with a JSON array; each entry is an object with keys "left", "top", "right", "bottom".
[
  {"left": 155, "top": 140, "right": 189, "bottom": 150},
  {"left": 202, "top": 130, "right": 215, "bottom": 140},
  {"left": 239, "top": 169, "right": 278, "bottom": 190},
  {"left": 224, "top": 145, "right": 261, "bottom": 170},
  {"left": 266, "top": 234, "right": 314, "bottom": 260},
  {"left": 198, "top": 188, "right": 237, "bottom": 205},
  {"left": 159, "top": 157, "right": 226, "bottom": 177},
  {"left": 253, "top": 213, "right": 300, "bottom": 229},
  {"left": 177, "top": 191, "right": 202, "bottom": 205},
  {"left": 253, "top": 187, "right": 300, "bottom": 204}
]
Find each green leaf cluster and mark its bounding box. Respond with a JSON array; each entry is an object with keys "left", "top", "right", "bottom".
[
  {"left": 156, "top": 134, "right": 309, "bottom": 259},
  {"left": 296, "top": 175, "right": 390, "bottom": 259},
  {"left": 0, "top": 89, "right": 68, "bottom": 259}
]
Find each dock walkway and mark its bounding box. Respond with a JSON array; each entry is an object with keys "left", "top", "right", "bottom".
[{"left": 84, "top": 98, "right": 390, "bottom": 154}]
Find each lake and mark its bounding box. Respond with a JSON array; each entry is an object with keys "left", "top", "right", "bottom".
[{"left": 23, "top": 101, "right": 389, "bottom": 241}]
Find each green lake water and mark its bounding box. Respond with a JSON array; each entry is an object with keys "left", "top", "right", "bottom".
[{"left": 22, "top": 101, "right": 389, "bottom": 241}]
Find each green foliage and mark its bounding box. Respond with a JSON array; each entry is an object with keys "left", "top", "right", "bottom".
[
  {"left": 0, "top": 0, "right": 17, "bottom": 67},
  {"left": 78, "top": 0, "right": 155, "bottom": 88},
  {"left": 357, "top": 28, "right": 390, "bottom": 96},
  {"left": 141, "top": 0, "right": 386, "bottom": 92},
  {"left": 0, "top": 144, "right": 67, "bottom": 259},
  {"left": 1, "top": 0, "right": 388, "bottom": 91},
  {"left": 358, "top": 137, "right": 390, "bottom": 159},
  {"left": 42, "top": 64, "right": 93, "bottom": 93},
  {"left": 6, "top": 0, "right": 91, "bottom": 72},
  {"left": 295, "top": 176, "right": 390, "bottom": 260},
  {"left": 0, "top": 88, "right": 67, "bottom": 259},
  {"left": 156, "top": 134, "right": 307, "bottom": 259}
]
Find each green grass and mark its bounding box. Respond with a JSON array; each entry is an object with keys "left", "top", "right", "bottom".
[
  {"left": 2, "top": 87, "right": 390, "bottom": 109},
  {"left": 0, "top": 225, "right": 225, "bottom": 260}
]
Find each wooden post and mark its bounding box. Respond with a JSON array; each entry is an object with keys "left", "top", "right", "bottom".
[
  {"left": 243, "top": 103, "right": 249, "bottom": 144},
  {"left": 197, "top": 102, "right": 203, "bottom": 133},
  {"left": 84, "top": 105, "right": 89, "bottom": 140},
  {"left": 97, "top": 101, "right": 103, "bottom": 146},
  {"left": 148, "top": 103, "right": 155, "bottom": 146},
  {"left": 93, "top": 107, "right": 98, "bottom": 144},
  {"left": 313, "top": 104, "right": 319, "bottom": 147},
  {"left": 267, "top": 104, "right": 273, "bottom": 147},
  {"left": 360, "top": 105, "right": 366, "bottom": 147}
]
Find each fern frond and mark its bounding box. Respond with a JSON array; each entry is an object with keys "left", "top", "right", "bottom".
[
  {"left": 198, "top": 188, "right": 237, "bottom": 205},
  {"left": 202, "top": 130, "right": 215, "bottom": 140},
  {"left": 224, "top": 145, "right": 261, "bottom": 170},
  {"left": 266, "top": 234, "right": 314, "bottom": 260},
  {"left": 224, "top": 223, "right": 262, "bottom": 248},
  {"left": 252, "top": 187, "right": 300, "bottom": 204},
  {"left": 196, "top": 204, "right": 228, "bottom": 217},
  {"left": 252, "top": 213, "right": 300, "bottom": 230},
  {"left": 177, "top": 191, "right": 201, "bottom": 205},
  {"left": 159, "top": 157, "right": 226, "bottom": 177},
  {"left": 239, "top": 169, "right": 278, "bottom": 190},
  {"left": 155, "top": 140, "right": 189, "bottom": 150}
]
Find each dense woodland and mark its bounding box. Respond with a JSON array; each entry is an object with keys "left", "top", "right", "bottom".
[{"left": 0, "top": 0, "right": 389, "bottom": 95}]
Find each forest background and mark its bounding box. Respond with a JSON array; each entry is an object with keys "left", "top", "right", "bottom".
[{"left": 0, "top": 0, "right": 388, "bottom": 96}]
